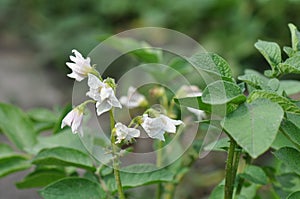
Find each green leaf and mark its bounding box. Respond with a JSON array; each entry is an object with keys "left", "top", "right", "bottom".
[
  {"left": 16, "top": 169, "right": 66, "bottom": 188},
  {"left": 32, "top": 147, "right": 95, "bottom": 171},
  {"left": 209, "top": 184, "right": 224, "bottom": 199},
  {"left": 247, "top": 90, "right": 300, "bottom": 114},
  {"left": 0, "top": 155, "right": 31, "bottom": 178},
  {"left": 0, "top": 103, "right": 36, "bottom": 151},
  {"left": 39, "top": 177, "right": 105, "bottom": 199},
  {"left": 283, "top": 46, "right": 294, "bottom": 57},
  {"left": 280, "top": 119, "right": 300, "bottom": 149},
  {"left": 274, "top": 147, "right": 300, "bottom": 175},
  {"left": 27, "top": 108, "right": 58, "bottom": 123},
  {"left": 105, "top": 164, "right": 175, "bottom": 192},
  {"left": 278, "top": 56, "right": 300, "bottom": 74},
  {"left": 189, "top": 53, "right": 234, "bottom": 82},
  {"left": 104, "top": 36, "right": 162, "bottom": 63},
  {"left": 271, "top": 132, "right": 296, "bottom": 150},
  {"left": 239, "top": 165, "right": 268, "bottom": 185},
  {"left": 288, "top": 23, "right": 300, "bottom": 51},
  {"left": 288, "top": 191, "right": 300, "bottom": 199},
  {"left": 280, "top": 80, "right": 300, "bottom": 95},
  {"left": 204, "top": 137, "right": 229, "bottom": 152},
  {"left": 31, "top": 129, "right": 88, "bottom": 155},
  {"left": 254, "top": 40, "right": 281, "bottom": 74},
  {"left": 238, "top": 183, "right": 259, "bottom": 199},
  {"left": 222, "top": 99, "right": 284, "bottom": 158},
  {"left": 0, "top": 143, "right": 14, "bottom": 157},
  {"left": 238, "top": 69, "right": 269, "bottom": 90},
  {"left": 202, "top": 80, "right": 246, "bottom": 105},
  {"left": 173, "top": 97, "right": 210, "bottom": 111}
]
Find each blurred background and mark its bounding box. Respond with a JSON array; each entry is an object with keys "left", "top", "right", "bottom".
[{"left": 1, "top": 0, "right": 300, "bottom": 198}]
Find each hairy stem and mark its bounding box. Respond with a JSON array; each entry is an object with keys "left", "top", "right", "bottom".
[
  {"left": 225, "top": 138, "right": 240, "bottom": 199},
  {"left": 110, "top": 110, "right": 125, "bottom": 199}
]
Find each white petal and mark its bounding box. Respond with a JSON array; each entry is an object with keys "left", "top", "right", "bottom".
[
  {"left": 72, "top": 49, "right": 84, "bottom": 60},
  {"left": 88, "top": 74, "right": 103, "bottom": 89},
  {"left": 96, "top": 101, "right": 112, "bottom": 116},
  {"left": 128, "top": 128, "right": 140, "bottom": 138},
  {"left": 159, "top": 115, "right": 182, "bottom": 133},
  {"left": 61, "top": 110, "right": 76, "bottom": 128},
  {"left": 71, "top": 111, "right": 83, "bottom": 133},
  {"left": 67, "top": 72, "right": 85, "bottom": 82}
]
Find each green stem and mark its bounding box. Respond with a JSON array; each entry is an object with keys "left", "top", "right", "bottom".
[
  {"left": 110, "top": 110, "right": 125, "bottom": 199},
  {"left": 155, "top": 141, "right": 163, "bottom": 199},
  {"left": 225, "top": 138, "right": 240, "bottom": 199}
]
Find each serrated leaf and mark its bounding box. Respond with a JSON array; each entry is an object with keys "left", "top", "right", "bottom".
[
  {"left": 288, "top": 23, "right": 300, "bottom": 51},
  {"left": 0, "top": 156, "right": 31, "bottom": 178},
  {"left": 279, "top": 55, "right": 300, "bottom": 75},
  {"left": 0, "top": 103, "right": 36, "bottom": 151},
  {"left": 274, "top": 147, "right": 300, "bottom": 175},
  {"left": 188, "top": 53, "right": 234, "bottom": 82},
  {"left": 239, "top": 165, "right": 268, "bottom": 185},
  {"left": 222, "top": 99, "right": 284, "bottom": 158},
  {"left": 16, "top": 169, "right": 66, "bottom": 188},
  {"left": 254, "top": 40, "right": 281, "bottom": 74},
  {"left": 288, "top": 191, "right": 300, "bottom": 199},
  {"left": 202, "top": 80, "right": 246, "bottom": 105},
  {"left": 32, "top": 147, "right": 95, "bottom": 171},
  {"left": 39, "top": 177, "right": 105, "bottom": 199},
  {"left": 105, "top": 164, "right": 175, "bottom": 192},
  {"left": 247, "top": 90, "right": 300, "bottom": 114}
]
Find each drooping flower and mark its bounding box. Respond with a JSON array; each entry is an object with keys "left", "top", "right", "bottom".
[
  {"left": 115, "top": 122, "right": 140, "bottom": 144},
  {"left": 61, "top": 107, "right": 84, "bottom": 136},
  {"left": 120, "top": 87, "right": 147, "bottom": 108},
  {"left": 66, "top": 49, "right": 93, "bottom": 81},
  {"left": 86, "top": 74, "right": 122, "bottom": 116},
  {"left": 141, "top": 114, "right": 183, "bottom": 141}
]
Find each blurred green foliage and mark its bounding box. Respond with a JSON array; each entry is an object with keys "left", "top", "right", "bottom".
[{"left": 1, "top": 0, "right": 300, "bottom": 75}]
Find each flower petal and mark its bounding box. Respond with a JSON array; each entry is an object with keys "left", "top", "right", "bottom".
[{"left": 96, "top": 101, "right": 112, "bottom": 116}]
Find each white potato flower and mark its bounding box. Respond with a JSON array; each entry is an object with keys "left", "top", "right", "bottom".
[
  {"left": 66, "top": 49, "right": 93, "bottom": 81},
  {"left": 86, "top": 74, "right": 121, "bottom": 116},
  {"left": 141, "top": 114, "right": 183, "bottom": 141},
  {"left": 120, "top": 87, "right": 146, "bottom": 108},
  {"left": 61, "top": 107, "right": 84, "bottom": 136},
  {"left": 115, "top": 122, "right": 140, "bottom": 144}
]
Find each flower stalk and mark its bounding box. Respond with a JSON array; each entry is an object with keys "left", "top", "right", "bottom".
[{"left": 110, "top": 110, "right": 125, "bottom": 199}]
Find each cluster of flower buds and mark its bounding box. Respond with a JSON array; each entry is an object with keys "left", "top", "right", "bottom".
[{"left": 61, "top": 49, "right": 205, "bottom": 144}]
